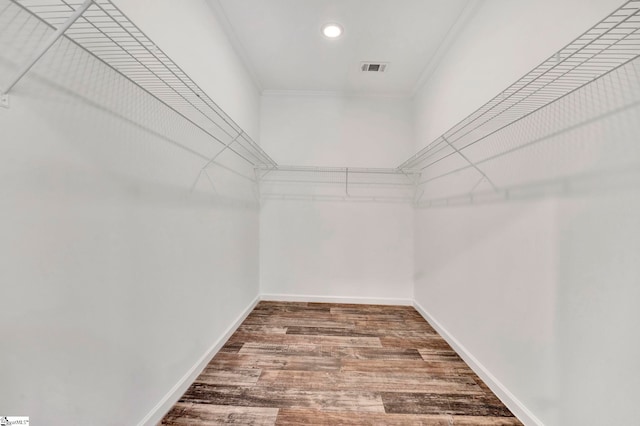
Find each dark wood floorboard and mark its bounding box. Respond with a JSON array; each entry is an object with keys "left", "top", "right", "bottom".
[{"left": 161, "top": 301, "right": 522, "bottom": 425}]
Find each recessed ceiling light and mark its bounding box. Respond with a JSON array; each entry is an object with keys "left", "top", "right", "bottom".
[{"left": 322, "top": 23, "right": 343, "bottom": 39}]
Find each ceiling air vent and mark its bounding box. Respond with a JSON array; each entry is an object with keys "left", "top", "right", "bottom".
[{"left": 361, "top": 62, "right": 389, "bottom": 73}]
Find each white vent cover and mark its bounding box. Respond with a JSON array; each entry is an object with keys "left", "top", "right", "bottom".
[{"left": 361, "top": 62, "right": 389, "bottom": 73}]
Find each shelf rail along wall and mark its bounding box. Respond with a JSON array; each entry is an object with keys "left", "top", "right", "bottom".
[
  {"left": 256, "top": 165, "right": 421, "bottom": 203},
  {"left": 402, "top": 0, "right": 640, "bottom": 207},
  {"left": 0, "top": 0, "right": 277, "bottom": 186},
  {"left": 1, "top": 0, "right": 639, "bottom": 204}
]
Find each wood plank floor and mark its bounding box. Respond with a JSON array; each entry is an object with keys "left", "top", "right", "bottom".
[{"left": 161, "top": 301, "right": 522, "bottom": 425}]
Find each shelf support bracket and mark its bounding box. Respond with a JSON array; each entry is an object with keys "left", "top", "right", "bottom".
[
  {"left": 345, "top": 168, "right": 350, "bottom": 197},
  {"left": 398, "top": 168, "right": 421, "bottom": 203},
  {"left": 253, "top": 167, "right": 261, "bottom": 203},
  {"left": 203, "top": 131, "right": 243, "bottom": 170},
  {"left": 257, "top": 165, "right": 278, "bottom": 182},
  {"left": 190, "top": 131, "right": 243, "bottom": 192},
  {"left": 442, "top": 136, "right": 499, "bottom": 192},
  {"left": 0, "top": 0, "right": 94, "bottom": 107},
  {"left": 414, "top": 188, "right": 425, "bottom": 207}
]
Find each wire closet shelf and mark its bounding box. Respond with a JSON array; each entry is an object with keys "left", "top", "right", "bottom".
[
  {"left": 2, "top": 0, "right": 640, "bottom": 204},
  {"left": 399, "top": 0, "right": 640, "bottom": 200},
  {"left": 2, "top": 0, "right": 277, "bottom": 169},
  {"left": 256, "top": 165, "right": 421, "bottom": 202}
]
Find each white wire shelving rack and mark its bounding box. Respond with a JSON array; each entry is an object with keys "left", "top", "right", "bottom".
[
  {"left": 401, "top": 0, "right": 640, "bottom": 206},
  {"left": 1, "top": 0, "right": 277, "bottom": 170},
  {"left": 257, "top": 165, "right": 421, "bottom": 202},
  {"left": 0, "top": 0, "right": 422, "bottom": 202},
  {"left": 2, "top": 0, "right": 639, "bottom": 204}
]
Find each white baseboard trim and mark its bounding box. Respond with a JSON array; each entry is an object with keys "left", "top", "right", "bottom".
[
  {"left": 137, "top": 295, "right": 260, "bottom": 426},
  {"left": 412, "top": 301, "right": 544, "bottom": 426},
  {"left": 261, "top": 293, "right": 413, "bottom": 306}
]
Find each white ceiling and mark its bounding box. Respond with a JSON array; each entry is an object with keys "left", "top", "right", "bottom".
[{"left": 210, "top": 0, "right": 472, "bottom": 96}]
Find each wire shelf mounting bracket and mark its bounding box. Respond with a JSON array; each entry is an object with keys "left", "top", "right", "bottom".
[
  {"left": 442, "top": 136, "right": 499, "bottom": 192},
  {"left": 0, "top": 0, "right": 94, "bottom": 108},
  {"left": 345, "top": 168, "right": 350, "bottom": 197},
  {"left": 190, "top": 130, "right": 245, "bottom": 193}
]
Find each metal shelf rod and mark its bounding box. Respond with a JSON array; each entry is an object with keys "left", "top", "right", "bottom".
[
  {"left": 6, "top": 0, "right": 276, "bottom": 167},
  {"left": 397, "top": 0, "right": 640, "bottom": 171},
  {"left": 415, "top": 50, "right": 640, "bottom": 172},
  {"left": 93, "top": 0, "right": 275, "bottom": 166}
]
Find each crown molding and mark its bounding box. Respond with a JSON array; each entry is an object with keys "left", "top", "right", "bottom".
[
  {"left": 206, "top": 0, "right": 264, "bottom": 92},
  {"left": 410, "top": 0, "right": 484, "bottom": 98},
  {"left": 208, "top": 0, "right": 481, "bottom": 101}
]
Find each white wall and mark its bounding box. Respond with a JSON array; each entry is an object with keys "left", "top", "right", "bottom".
[
  {"left": 412, "top": 0, "right": 640, "bottom": 425},
  {"left": 259, "top": 94, "right": 414, "bottom": 302},
  {"left": 415, "top": 193, "right": 640, "bottom": 425},
  {"left": 0, "top": 1, "right": 262, "bottom": 424},
  {"left": 261, "top": 93, "right": 415, "bottom": 167},
  {"left": 261, "top": 200, "right": 414, "bottom": 303},
  {"left": 113, "top": 0, "right": 262, "bottom": 141}
]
